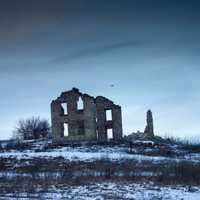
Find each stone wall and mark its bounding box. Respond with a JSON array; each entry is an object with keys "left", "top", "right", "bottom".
[
  {"left": 144, "top": 110, "right": 154, "bottom": 137},
  {"left": 51, "top": 88, "right": 123, "bottom": 143},
  {"left": 96, "top": 96, "right": 123, "bottom": 141}
]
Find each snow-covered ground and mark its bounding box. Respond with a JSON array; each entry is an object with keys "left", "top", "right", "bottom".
[
  {"left": 0, "top": 145, "right": 199, "bottom": 163},
  {"left": 0, "top": 182, "right": 200, "bottom": 200},
  {"left": 0, "top": 141, "right": 199, "bottom": 199},
  {"left": 0, "top": 149, "right": 167, "bottom": 162}
]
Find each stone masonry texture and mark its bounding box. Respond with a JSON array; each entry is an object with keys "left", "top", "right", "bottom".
[{"left": 51, "top": 88, "right": 123, "bottom": 143}]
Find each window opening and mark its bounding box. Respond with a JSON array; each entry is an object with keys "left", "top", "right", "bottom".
[
  {"left": 64, "top": 123, "right": 69, "bottom": 137},
  {"left": 77, "top": 97, "right": 84, "bottom": 110},
  {"left": 61, "top": 103, "right": 68, "bottom": 115},
  {"left": 106, "top": 109, "right": 112, "bottom": 121},
  {"left": 107, "top": 128, "right": 113, "bottom": 140}
]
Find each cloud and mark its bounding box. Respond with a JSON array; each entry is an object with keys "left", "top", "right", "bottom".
[{"left": 51, "top": 40, "right": 150, "bottom": 64}]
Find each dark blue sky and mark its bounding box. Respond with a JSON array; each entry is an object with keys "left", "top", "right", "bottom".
[{"left": 0, "top": 0, "right": 200, "bottom": 139}]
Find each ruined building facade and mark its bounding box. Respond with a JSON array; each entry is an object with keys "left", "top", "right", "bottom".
[{"left": 51, "top": 88, "right": 123, "bottom": 143}]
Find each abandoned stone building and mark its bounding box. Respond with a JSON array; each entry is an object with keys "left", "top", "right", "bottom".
[{"left": 51, "top": 88, "right": 123, "bottom": 143}]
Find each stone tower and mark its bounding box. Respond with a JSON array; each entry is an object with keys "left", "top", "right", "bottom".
[{"left": 144, "top": 110, "right": 154, "bottom": 136}]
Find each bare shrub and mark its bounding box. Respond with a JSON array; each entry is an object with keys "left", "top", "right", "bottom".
[{"left": 13, "top": 117, "right": 51, "bottom": 140}]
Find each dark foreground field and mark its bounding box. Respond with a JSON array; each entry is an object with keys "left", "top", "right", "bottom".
[{"left": 0, "top": 139, "right": 200, "bottom": 199}]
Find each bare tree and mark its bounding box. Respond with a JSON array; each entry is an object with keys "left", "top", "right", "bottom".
[{"left": 13, "top": 117, "right": 51, "bottom": 140}]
